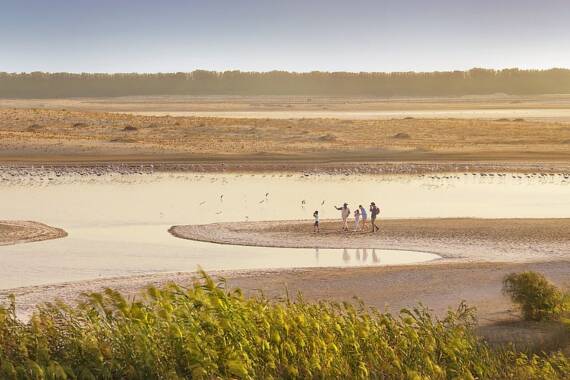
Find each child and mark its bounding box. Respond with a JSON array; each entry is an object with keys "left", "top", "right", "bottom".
[
  {"left": 313, "top": 210, "right": 320, "bottom": 233},
  {"left": 353, "top": 209, "right": 361, "bottom": 231}
]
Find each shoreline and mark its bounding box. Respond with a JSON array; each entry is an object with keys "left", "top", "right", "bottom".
[
  {"left": 0, "top": 220, "right": 67, "bottom": 246},
  {"left": 1, "top": 161, "right": 570, "bottom": 178}
]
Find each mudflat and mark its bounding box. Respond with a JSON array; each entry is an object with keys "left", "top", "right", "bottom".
[{"left": 0, "top": 221, "right": 67, "bottom": 245}]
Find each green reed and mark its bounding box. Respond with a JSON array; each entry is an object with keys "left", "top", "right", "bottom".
[{"left": 0, "top": 271, "right": 568, "bottom": 379}]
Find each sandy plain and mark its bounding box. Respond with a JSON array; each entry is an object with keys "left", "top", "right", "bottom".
[{"left": 1, "top": 96, "right": 570, "bottom": 170}]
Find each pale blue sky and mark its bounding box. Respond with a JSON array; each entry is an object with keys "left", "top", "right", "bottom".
[{"left": 1, "top": 0, "right": 569, "bottom": 72}]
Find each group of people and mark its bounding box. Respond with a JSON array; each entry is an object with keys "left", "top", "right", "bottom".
[{"left": 313, "top": 202, "right": 380, "bottom": 233}]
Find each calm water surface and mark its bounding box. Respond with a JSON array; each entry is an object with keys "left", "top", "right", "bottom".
[
  {"left": 127, "top": 108, "right": 570, "bottom": 121},
  {"left": 1, "top": 172, "right": 568, "bottom": 289}
]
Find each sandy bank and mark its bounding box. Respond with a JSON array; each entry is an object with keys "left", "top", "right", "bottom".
[
  {"left": 2, "top": 261, "right": 569, "bottom": 327},
  {"left": 0, "top": 221, "right": 67, "bottom": 246},
  {"left": 170, "top": 218, "right": 570, "bottom": 263}
]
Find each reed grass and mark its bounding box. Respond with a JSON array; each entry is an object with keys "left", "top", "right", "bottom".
[{"left": 0, "top": 271, "right": 568, "bottom": 379}]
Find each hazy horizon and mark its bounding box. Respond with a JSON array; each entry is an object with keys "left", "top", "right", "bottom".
[
  {"left": 1, "top": 67, "right": 570, "bottom": 75},
  {"left": 2, "top": 0, "right": 569, "bottom": 73}
]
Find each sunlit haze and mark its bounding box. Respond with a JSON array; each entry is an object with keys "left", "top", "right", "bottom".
[{"left": 1, "top": 0, "right": 569, "bottom": 73}]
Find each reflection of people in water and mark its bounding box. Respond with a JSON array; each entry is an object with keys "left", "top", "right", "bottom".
[
  {"left": 372, "top": 248, "right": 379, "bottom": 263},
  {"left": 314, "top": 247, "right": 319, "bottom": 262},
  {"left": 355, "top": 248, "right": 361, "bottom": 261},
  {"left": 342, "top": 248, "right": 350, "bottom": 262},
  {"left": 362, "top": 248, "right": 368, "bottom": 262}
]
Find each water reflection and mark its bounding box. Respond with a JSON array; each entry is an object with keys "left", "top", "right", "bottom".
[{"left": 339, "top": 248, "right": 381, "bottom": 264}]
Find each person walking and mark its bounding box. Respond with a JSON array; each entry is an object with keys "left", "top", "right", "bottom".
[
  {"left": 359, "top": 205, "right": 368, "bottom": 230},
  {"left": 335, "top": 203, "right": 350, "bottom": 231},
  {"left": 313, "top": 210, "right": 320, "bottom": 233},
  {"left": 353, "top": 208, "right": 361, "bottom": 231},
  {"left": 370, "top": 202, "right": 380, "bottom": 232}
]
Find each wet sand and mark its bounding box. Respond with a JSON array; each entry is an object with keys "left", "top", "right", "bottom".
[
  {"left": 0, "top": 221, "right": 67, "bottom": 245},
  {"left": 170, "top": 218, "right": 570, "bottom": 263}
]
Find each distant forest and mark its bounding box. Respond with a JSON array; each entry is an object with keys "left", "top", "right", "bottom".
[{"left": 1, "top": 69, "right": 570, "bottom": 98}]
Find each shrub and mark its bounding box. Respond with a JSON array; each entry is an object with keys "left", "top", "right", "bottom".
[
  {"left": 0, "top": 271, "right": 568, "bottom": 379},
  {"left": 503, "top": 271, "right": 565, "bottom": 321}
]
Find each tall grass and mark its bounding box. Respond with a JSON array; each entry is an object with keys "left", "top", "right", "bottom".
[{"left": 0, "top": 271, "right": 569, "bottom": 379}]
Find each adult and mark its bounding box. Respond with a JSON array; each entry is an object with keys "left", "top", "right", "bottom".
[
  {"left": 335, "top": 203, "right": 351, "bottom": 231},
  {"left": 370, "top": 202, "right": 380, "bottom": 232},
  {"left": 359, "top": 205, "right": 368, "bottom": 230}
]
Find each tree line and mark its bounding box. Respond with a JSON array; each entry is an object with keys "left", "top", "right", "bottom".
[{"left": 1, "top": 68, "right": 570, "bottom": 98}]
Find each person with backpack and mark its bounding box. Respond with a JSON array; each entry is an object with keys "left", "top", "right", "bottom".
[{"left": 370, "top": 202, "right": 380, "bottom": 232}]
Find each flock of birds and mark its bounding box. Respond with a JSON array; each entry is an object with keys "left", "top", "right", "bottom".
[
  {"left": 420, "top": 172, "right": 570, "bottom": 181},
  {"left": 1, "top": 164, "right": 568, "bottom": 189},
  {"left": 0, "top": 164, "right": 156, "bottom": 184}
]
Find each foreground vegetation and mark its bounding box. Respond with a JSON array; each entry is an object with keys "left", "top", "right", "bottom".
[
  {"left": 0, "top": 272, "right": 569, "bottom": 379},
  {"left": 503, "top": 271, "right": 568, "bottom": 322}
]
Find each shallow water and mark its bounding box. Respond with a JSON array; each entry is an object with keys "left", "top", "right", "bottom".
[
  {"left": 126, "top": 108, "right": 570, "bottom": 121},
  {"left": 1, "top": 172, "right": 569, "bottom": 289}
]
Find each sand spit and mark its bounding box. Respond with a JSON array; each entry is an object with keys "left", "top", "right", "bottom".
[
  {"left": 170, "top": 218, "right": 570, "bottom": 263},
  {"left": 0, "top": 221, "right": 67, "bottom": 246}
]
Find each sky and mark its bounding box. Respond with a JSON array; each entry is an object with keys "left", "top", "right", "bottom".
[{"left": 1, "top": 0, "right": 569, "bottom": 73}]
